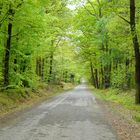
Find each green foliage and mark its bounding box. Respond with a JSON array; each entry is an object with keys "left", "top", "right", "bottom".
[
  {"left": 70, "top": 0, "right": 137, "bottom": 90},
  {"left": 0, "top": 0, "right": 81, "bottom": 88},
  {"left": 0, "top": 0, "right": 139, "bottom": 104},
  {"left": 111, "top": 65, "right": 126, "bottom": 88},
  {"left": 133, "top": 114, "right": 140, "bottom": 122}
]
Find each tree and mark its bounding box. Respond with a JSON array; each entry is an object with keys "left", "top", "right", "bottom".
[
  {"left": 3, "top": 1, "right": 23, "bottom": 86},
  {"left": 129, "top": 0, "right": 140, "bottom": 104},
  {"left": 0, "top": 0, "right": 80, "bottom": 88},
  {"left": 71, "top": 0, "right": 139, "bottom": 104}
]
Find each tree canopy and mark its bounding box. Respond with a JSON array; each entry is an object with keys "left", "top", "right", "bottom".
[{"left": 0, "top": 0, "right": 140, "bottom": 104}]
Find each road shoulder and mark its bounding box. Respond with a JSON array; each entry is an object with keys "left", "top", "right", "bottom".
[
  {"left": 0, "top": 84, "right": 74, "bottom": 123},
  {"left": 93, "top": 93, "right": 140, "bottom": 140}
]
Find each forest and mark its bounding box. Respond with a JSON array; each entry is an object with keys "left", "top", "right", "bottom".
[
  {"left": 0, "top": 0, "right": 81, "bottom": 88},
  {"left": 0, "top": 0, "right": 140, "bottom": 105}
]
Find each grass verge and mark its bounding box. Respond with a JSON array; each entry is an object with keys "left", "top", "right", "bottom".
[
  {"left": 0, "top": 83, "right": 74, "bottom": 118},
  {"left": 90, "top": 86, "right": 140, "bottom": 123}
]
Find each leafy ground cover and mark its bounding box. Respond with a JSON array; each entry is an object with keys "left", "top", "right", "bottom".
[
  {"left": 89, "top": 86, "right": 140, "bottom": 140},
  {"left": 92, "top": 87, "right": 140, "bottom": 122},
  {"left": 0, "top": 83, "right": 74, "bottom": 118}
]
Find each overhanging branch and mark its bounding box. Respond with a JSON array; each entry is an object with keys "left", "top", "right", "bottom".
[
  {"left": 83, "top": 5, "right": 97, "bottom": 17},
  {"left": 118, "top": 15, "right": 130, "bottom": 24}
]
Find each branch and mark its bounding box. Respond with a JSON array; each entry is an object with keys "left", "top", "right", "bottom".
[
  {"left": 118, "top": 15, "right": 130, "bottom": 24},
  {"left": 0, "top": 30, "right": 7, "bottom": 34},
  {"left": 83, "top": 5, "right": 97, "bottom": 18},
  {"left": 0, "top": 0, "right": 24, "bottom": 28},
  {"left": 0, "top": 11, "right": 9, "bottom": 27},
  {"left": 87, "top": 0, "right": 99, "bottom": 18},
  {"left": 11, "top": 31, "right": 21, "bottom": 37},
  {"left": 87, "top": 0, "right": 97, "bottom": 14},
  {"left": 17, "top": 0, "right": 24, "bottom": 8},
  {"left": 55, "top": 38, "right": 62, "bottom": 48}
]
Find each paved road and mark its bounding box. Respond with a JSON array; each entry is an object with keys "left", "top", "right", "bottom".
[{"left": 0, "top": 85, "right": 117, "bottom": 140}]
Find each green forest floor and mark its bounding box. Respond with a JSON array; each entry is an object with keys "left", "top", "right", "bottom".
[
  {"left": 0, "top": 83, "right": 74, "bottom": 119},
  {"left": 91, "top": 87, "right": 140, "bottom": 122},
  {"left": 90, "top": 86, "right": 140, "bottom": 140}
]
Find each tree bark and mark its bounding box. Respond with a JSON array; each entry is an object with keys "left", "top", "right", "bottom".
[
  {"left": 130, "top": 0, "right": 140, "bottom": 104},
  {"left": 36, "top": 58, "right": 39, "bottom": 75},
  {"left": 48, "top": 52, "right": 53, "bottom": 83},
  {"left": 90, "top": 62, "right": 96, "bottom": 87},
  {"left": 95, "top": 69, "right": 99, "bottom": 88},
  {"left": 125, "top": 59, "right": 131, "bottom": 88},
  {"left": 38, "top": 57, "right": 42, "bottom": 77},
  {"left": 36, "top": 57, "right": 43, "bottom": 78},
  {"left": 3, "top": 22, "right": 12, "bottom": 86},
  {"left": 101, "top": 65, "right": 104, "bottom": 89},
  {"left": 104, "top": 39, "right": 111, "bottom": 89},
  {"left": 41, "top": 58, "right": 45, "bottom": 80}
]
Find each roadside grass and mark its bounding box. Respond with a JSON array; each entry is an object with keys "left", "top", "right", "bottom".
[
  {"left": 90, "top": 86, "right": 140, "bottom": 122},
  {"left": 0, "top": 83, "right": 74, "bottom": 117}
]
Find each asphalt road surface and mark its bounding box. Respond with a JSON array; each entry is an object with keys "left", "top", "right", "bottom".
[{"left": 0, "top": 85, "right": 117, "bottom": 140}]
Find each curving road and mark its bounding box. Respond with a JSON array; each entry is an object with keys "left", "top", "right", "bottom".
[{"left": 0, "top": 85, "right": 117, "bottom": 140}]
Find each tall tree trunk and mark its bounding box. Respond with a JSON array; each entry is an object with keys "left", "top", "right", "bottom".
[
  {"left": 130, "top": 0, "right": 140, "bottom": 104},
  {"left": 104, "top": 66, "right": 110, "bottom": 88},
  {"left": 41, "top": 58, "right": 45, "bottom": 80},
  {"left": 95, "top": 69, "right": 99, "bottom": 88},
  {"left": 14, "top": 58, "right": 17, "bottom": 72},
  {"left": 36, "top": 58, "right": 39, "bottom": 75},
  {"left": 48, "top": 52, "right": 53, "bottom": 83},
  {"left": 38, "top": 57, "right": 42, "bottom": 77},
  {"left": 64, "top": 71, "right": 68, "bottom": 83},
  {"left": 36, "top": 57, "right": 42, "bottom": 77},
  {"left": 90, "top": 62, "right": 96, "bottom": 87},
  {"left": 3, "top": 22, "right": 12, "bottom": 86},
  {"left": 104, "top": 40, "right": 111, "bottom": 89},
  {"left": 101, "top": 65, "right": 104, "bottom": 89},
  {"left": 125, "top": 58, "right": 131, "bottom": 88}
]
